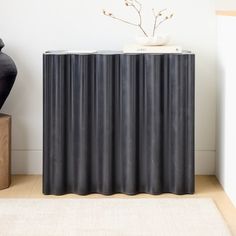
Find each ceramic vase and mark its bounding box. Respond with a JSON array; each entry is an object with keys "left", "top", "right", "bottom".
[
  {"left": 136, "top": 34, "right": 170, "bottom": 46},
  {"left": 0, "top": 39, "right": 17, "bottom": 109}
]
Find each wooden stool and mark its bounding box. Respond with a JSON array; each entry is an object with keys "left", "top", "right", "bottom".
[{"left": 0, "top": 114, "right": 11, "bottom": 190}]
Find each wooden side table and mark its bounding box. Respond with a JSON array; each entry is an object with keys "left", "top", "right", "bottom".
[{"left": 0, "top": 114, "right": 11, "bottom": 190}]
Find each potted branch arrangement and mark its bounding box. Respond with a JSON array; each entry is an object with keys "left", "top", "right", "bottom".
[{"left": 103, "top": 0, "right": 173, "bottom": 46}]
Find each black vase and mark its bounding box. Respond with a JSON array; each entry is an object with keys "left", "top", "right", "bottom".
[{"left": 0, "top": 39, "right": 17, "bottom": 110}]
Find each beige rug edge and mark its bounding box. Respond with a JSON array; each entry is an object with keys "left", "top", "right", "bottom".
[{"left": 0, "top": 198, "right": 232, "bottom": 236}]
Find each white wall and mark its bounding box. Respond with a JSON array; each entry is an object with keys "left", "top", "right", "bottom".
[
  {"left": 0, "top": 0, "right": 217, "bottom": 175},
  {"left": 215, "top": 0, "right": 236, "bottom": 10},
  {"left": 216, "top": 15, "right": 236, "bottom": 207}
]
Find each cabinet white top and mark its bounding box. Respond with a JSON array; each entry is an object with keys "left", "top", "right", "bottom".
[{"left": 44, "top": 50, "right": 192, "bottom": 55}]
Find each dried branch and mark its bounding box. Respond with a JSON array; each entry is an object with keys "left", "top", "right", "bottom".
[
  {"left": 103, "top": 0, "right": 148, "bottom": 37},
  {"left": 126, "top": 0, "right": 148, "bottom": 37},
  {"left": 152, "top": 10, "right": 173, "bottom": 37},
  {"left": 152, "top": 8, "right": 167, "bottom": 37},
  {"left": 103, "top": 1, "right": 173, "bottom": 38},
  {"left": 103, "top": 10, "right": 137, "bottom": 26}
]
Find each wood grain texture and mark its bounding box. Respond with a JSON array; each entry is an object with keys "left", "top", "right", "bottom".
[
  {"left": 216, "top": 11, "right": 236, "bottom": 16},
  {"left": 0, "top": 114, "right": 11, "bottom": 190}
]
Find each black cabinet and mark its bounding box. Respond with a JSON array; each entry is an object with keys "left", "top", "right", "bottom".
[{"left": 43, "top": 52, "right": 195, "bottom": 195}]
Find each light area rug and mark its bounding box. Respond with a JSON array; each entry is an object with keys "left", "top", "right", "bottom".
[{"left": 0, "top": 198, "right": 231, "bottom": 236}]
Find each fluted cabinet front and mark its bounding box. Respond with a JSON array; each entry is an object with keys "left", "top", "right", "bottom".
[{"left": 43, "top": 52, "right": 195, "bottom": 195}]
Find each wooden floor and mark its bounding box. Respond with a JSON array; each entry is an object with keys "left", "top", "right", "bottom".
[{"left": 0, "top": 175, "right": 235, "bottom": 235}]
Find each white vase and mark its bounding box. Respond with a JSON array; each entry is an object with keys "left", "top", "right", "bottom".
[{"left": 136, "top": 34, "right": 170, "bottom": 46}]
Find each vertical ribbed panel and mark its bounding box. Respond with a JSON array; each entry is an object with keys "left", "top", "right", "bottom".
[{"left": 43, "top": 52, "right": 195, "bottom": 195}]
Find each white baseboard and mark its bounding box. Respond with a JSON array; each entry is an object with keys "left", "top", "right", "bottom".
[{"left": 11, "top": 150, "right": 215, "bottom": 175}]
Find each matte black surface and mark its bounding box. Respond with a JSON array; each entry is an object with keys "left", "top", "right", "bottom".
[
  {"left": 43, "top": 52, "right": 195, "bottom": 195},
  {"left": 0, "top": 39, "right": 17, "bottom": 110}
]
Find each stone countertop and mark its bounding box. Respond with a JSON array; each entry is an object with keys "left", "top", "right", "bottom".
[{"left": 44, "top": 50, "right": 193, "bottom": 55}]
